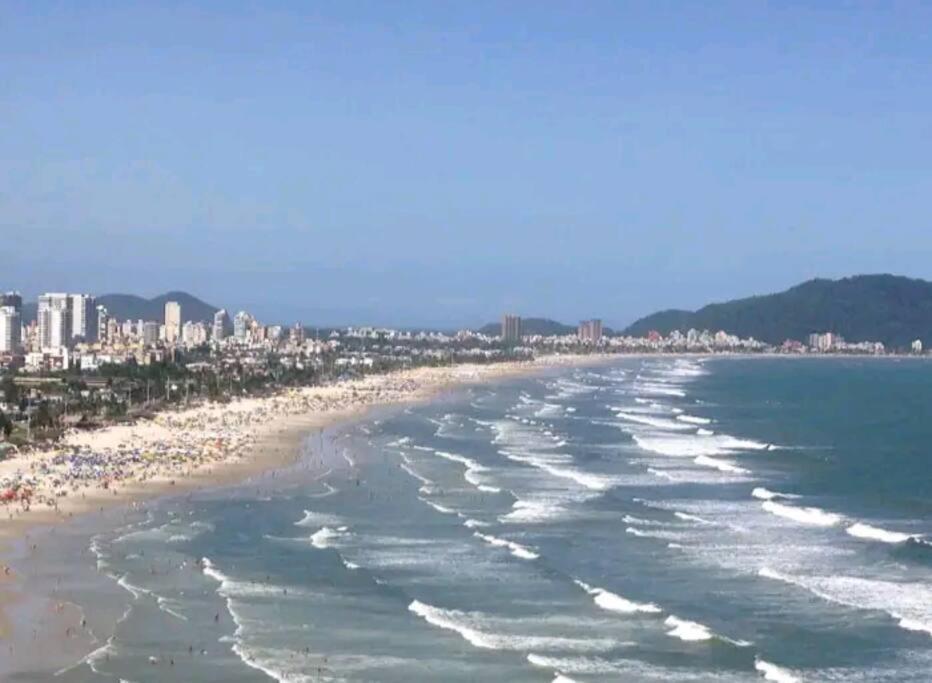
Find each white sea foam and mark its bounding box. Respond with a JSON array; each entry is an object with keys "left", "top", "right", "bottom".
[
  {"left": 677, "top": 414, "right": 711, "bottom": 425},
  {"left": 694, "top": 455, "right": 749, "bottom": 474},
  {"left": 674, "top": 512, "right": 715, "bottom": 526},
  {"left": 755, "top": 658, "right": 800, "bottom": 683},
  {"left": 310, "top": 526, "right": 347, "bottom": 549},
  {"left": 751, "top": 487, "right": 793, "bottom": 500},
  {"left": 462, "top": 517, "right": 490, "bottom": 528},
  {"left": 474, "top": 532, "right": 539, "bottom": 560},
  {"left": 408, "top": 600, "right": 617, "bottom": 652},
  {"left": 664, "top": 615, "right": 713, "bottom": 641},
  {"left": 664, "top": 615, "right": 750, "bottom": 646},
  {"left": 634, "top": 383, "right": 687, "bottom": 397},
  {"left": 761, "top": 501, "right": 842, "bottom": 527},
  {"left": 758, "top": 567, "right": 932, "bottom": 638},
  {"left": 846, "top": 522, "right": 913, "bottom": 544},
  {"left": 294, "top": 509, "right": 341, "bottom": 528},
  {"left": 573, "top": 579, "right": 661, "bottom": 614},
  {"left": 419, "top": 498, "right": 457, "bottom": 515},
  {"left": 634, "top": 433, "right": 768, "bottom": 458},
  {"left": 613, "top": 411, "right": 692, "bottom": 431},
  {"left": 697, "top": 428, "right": 715, "bottom": 436}
]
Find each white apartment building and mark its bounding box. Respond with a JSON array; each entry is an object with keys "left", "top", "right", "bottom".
[
  {"left": 164, "top": 301, "right": 182, "bottom": 343},
  {"left": 37, "top": 293, "right": 72, "bottom": 351},
  {"left": 71, "top": 293, "right": 98, "bottom": 343},
  {"left": 0, "top": 306, "right": 22, "bottom": 353}
]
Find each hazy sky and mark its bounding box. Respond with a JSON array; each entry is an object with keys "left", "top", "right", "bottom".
[{"left": 4, "top": 2, "right": 932, "bottom": 328}]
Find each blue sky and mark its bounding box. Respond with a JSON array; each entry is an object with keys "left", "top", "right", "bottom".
[{"left": 3, "top": 2, "right": 932, "bottom": 328}]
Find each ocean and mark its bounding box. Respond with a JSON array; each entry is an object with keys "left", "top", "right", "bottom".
[{"left": 10, "top": 357, "right": 932, "bottom": 682}]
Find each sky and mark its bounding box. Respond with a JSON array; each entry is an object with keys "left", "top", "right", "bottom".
[{"left": 3, "top": 1, "right": 932, "bottom": 328}]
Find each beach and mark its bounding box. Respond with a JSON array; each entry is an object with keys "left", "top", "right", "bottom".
[
  {"left": 3, "top": 355, "right": 930, "bottom": 682},
  {"left": 0, "top": 354, "right": 609, "bottom": 673}
]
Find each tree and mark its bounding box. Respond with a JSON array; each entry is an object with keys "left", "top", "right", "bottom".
[
  {"left": 1, "top": 376, "right": 18, "bottom": 405},
  {"left": 34, "top": 402, "right": 54, "bottom": 430}
]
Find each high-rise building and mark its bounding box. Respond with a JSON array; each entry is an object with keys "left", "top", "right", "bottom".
[
  {"left": 0, "top": 292, "right": 23, "bottom": 314},
  {"left": 71, "top": 294, "right": 98, "bottom": 343},
  {"left": 38, "top": 293, "right": 72, "bottom": 351},
  {"left": 233, "top": 311, "right": 252, "bottom": 341},
  {"left": 182, "top": 321, "right": 209, "bottom": 346},
  {"left": 96, "top": 305, "right": 109, "bottom": 343},
  {"left": 212, "top": 309, "right": 229, "bottom": 341},
  {"left": 501, "top": 314, "right": 522, "bottom": 344},
  {"left": 164, "top": 301, "right": 182, "bottom": 343},
  {"left": 142, "top": 321, "right": 159, "bottom": 347},
  {"left": 577, "top": 319, "right": 603, "bottom": 344},
  {"left": 0, "top": 306, "right": 22, "bottom": 353}
]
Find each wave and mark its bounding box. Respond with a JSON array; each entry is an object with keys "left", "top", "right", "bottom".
[
  {"left": 501, "top": 499, "right": 568, "bottom": 524},
  {"left": 573, "top": 579, "right": 661, "bottom": 614},
  {"left": 419, "top": 497, "right": 457, "bottom": 515},
  {"left": 696, "top": 428, "right": 715, "bottom": 436},
  {"left": 613, "top": 411, "right": 692, "bottom": 431},
  {"left": 761, "top": 501, "right": 842, "bottom": 527},
  {"left": 634, "top": 384, "right": 687, "bottom": 398},
  {"left": 676, "top": 414, "right": 711, "bottom": 425},
  {"left": 633, "top": 433, "right": 769, "bottom": 458},
  {"left": 310, "top": 526, "right": 348, "bottom": 549},
  {"left": 294, "top": 509, "right": 341, "bottom": 528},
  {"left": 664, "top": 615, "right": 713, "bottom": 641},
  {"left": 499, "top": 448, "right": 617, "bottom": 492},
  {"left": 751, "top": 487, "right": 796, "bottom": 501},
  {"left": 674, "top": 512, "right": 715, "bottom": 526},
  {"left": 408, "top": 600, "right": 617, "bottom": 652},
  {"left": 758, "top": 567, "right": 932, "bottom": 638},
  {"left": 664, "top": 615, "right": 750, "bottom": 646},
  {"left": 845, "top": 522, "right": 914, "bottom": 544},
  {"left": 694, "top": 455, "right": 749, "bottom": 474},
  {"left": 473, "top": 532, "right": 539, "bottom": 560},
  {"left": 755, "top": 658, "right": 800, "bottom": 683}
]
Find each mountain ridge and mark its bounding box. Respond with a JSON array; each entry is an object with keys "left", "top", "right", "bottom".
[{"left": 623, "top": 274, "right": 932, "bottom": 349}]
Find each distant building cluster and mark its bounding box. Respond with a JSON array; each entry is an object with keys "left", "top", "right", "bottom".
[
  {"left": 1, "top": 288, "right": 929, "bottom": 377},
  {"left": 805, "top": 332, "right": 885, "bottom": 355},
  {"left": 577, "top": 319, "right": 603, "bottom": 344}
]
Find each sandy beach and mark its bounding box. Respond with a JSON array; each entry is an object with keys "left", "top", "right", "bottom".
[{"left": 0, "top": 354, "right": 612, "bottom": 658}]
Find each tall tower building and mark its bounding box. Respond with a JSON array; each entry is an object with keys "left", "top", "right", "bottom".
[
  {"left": 212, "top": 309, "right": 229, "bottom": 341},
  {"left": 164, "top": 301, "right": 182, "bottom": 343},
  {"left": 501, "top": 314, "right": 522, "bottom": 344},
  {"left": 0, "top": 306, "right": 22, "bottom": 353},
  {"left": 142, "top": 321, "right": 159, "bottom": 347},
  {"left": 96, "top": 305, "right": 109, "bottom": 343},
  {"left": 71, "top": 294, "right": 98, "bottom": 343},
  {"left": 38, "top": 293, "right": 73, "bottom": 351},
  {"left": 233, "top": 311, "right": 252, "bottom": 341}
]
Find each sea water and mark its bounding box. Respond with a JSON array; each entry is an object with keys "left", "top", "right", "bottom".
[{"left": 13, "top": 357, "right": 932, "bottom": 682}]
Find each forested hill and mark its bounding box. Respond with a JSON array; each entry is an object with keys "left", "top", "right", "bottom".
[{"left": 623, "top": 275, "right": 932, "bottom": 349}]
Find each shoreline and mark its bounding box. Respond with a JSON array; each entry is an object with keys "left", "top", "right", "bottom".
[{"left": 0, "top": 353, "right": 615, "bottom": 649}]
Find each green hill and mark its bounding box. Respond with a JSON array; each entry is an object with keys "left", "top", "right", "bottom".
[{"left": 624, "top": 274, "right": 932, "bottom": 349}]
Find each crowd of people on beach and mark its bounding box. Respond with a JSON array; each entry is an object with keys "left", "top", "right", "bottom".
[
  {"left": 0, "top": 370, "right": 436, "bottom": 521},
  {"left": 0, "top": 357, "right": 591, "bottom": 527}
]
